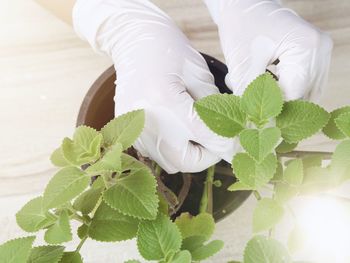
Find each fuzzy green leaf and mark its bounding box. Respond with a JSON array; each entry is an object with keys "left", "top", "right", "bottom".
[
  {"left": 241, "top": 73, "right": 283, "bottom": 126},
  {"left": 43, "top": 167, "right": 89, "bottom": 209},
  {"left": 194, "top": 94, "right": 246, "bottom": 138},
  {"left": 323, "top": 106, "right": 350, "bottom": 140},
  {"left": 335, "top": 112, "right": 350, "bottom": 137},
  {"left": 73, "top": 186, "right": 103, "bottom": 215},
  {"left": 301, "top": 167, "right": 338, "bottom": 194},
  {"left": 191, "top": 240, "right": 224, "bottom": 261},
  {"left": 175, "top": 213, "right": 214, "bottom": 241},
  {"left": 228, "top": 182, "right": 253, "bottom": 192},
  {"left": 88, "top": 202, "right": 139, "bottom": 242},
  {"left": 103, "top": 168, "right": 158, "bottom": 220},
  {"left": 50, "top": 147, "right": 69, "bottom": 167},
  {"left": 302, "top": 155, "right": 323, "bottom": 172},
  {"left": 275, "top": 141, "right": 298, "bottom": 154},
  {"left": 86, "top": 143, "right": 123, "bottom": 175},
  {"left": 77, "top": 224, "right": 88, "bottom": 239},
  {"left": 120, "top": 153, "right": 148, "bottom": 172},
  {"left": 331, "top": 140, "right": 350, "bottom": 180},
  {"left": 239, "top": 128, "right": 281, "bottom": 162},
  {"left": 276, "top": 101, "right": 330, "bottom": 143},
  {"left": 16, "top": 197, "right": 55, "bottom": 233},
  {"left": 0, "top": 236, "right": 35, "bottom": 263},
  {"left": 101, "top": 110, "right": 145, "bottom": 150},
  {"left": 137, "top": 213, "right": 182, "bottom": 261},
  {"left": 274, "top": 183, "right": 298, "bottom": 203},
  {"left": 172, "top": 250, "right": 192, "bottom": 263},
  {"left": 243, "top": 236, "right": 291, "bottom": 263},
  {"left": 44, "top": 210, "right": 72, "bottom": 244},
  {"left": 58, "top": 252, "right": 83, "bottom": 263},
  {"left": 284, "top": 159, "right": 303, "bottom": 186},
  {"left": 253, "top": 198, "right": 284, "bottom": 233},
  {"left": 232, "top": 153, "right": 277, "bottom": 189},
  {"left": 27, "top": 246, "right": 64, "bottom": 263}
]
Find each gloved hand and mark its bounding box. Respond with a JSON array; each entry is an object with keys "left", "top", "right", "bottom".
[
  {"left": 204, "top": 0, "right": 333, "bottom": 101},
  {"left": 73, "top": 0, "right": 239, "bottom": 173}
]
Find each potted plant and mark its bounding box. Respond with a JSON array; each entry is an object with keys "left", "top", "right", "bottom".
[{"left": 1, "top": 54, "right": 350, "bottom": 263}]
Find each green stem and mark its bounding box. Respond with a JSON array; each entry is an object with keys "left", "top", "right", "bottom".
[
  {"left": 199, "top": 165, "right": 215, "bottom": 214},
  {"left": 253, "top": 190, "right": 262, "bottom": 201},
  {"left": 75, "top": 236, "right": 88, "bottom": 252}
]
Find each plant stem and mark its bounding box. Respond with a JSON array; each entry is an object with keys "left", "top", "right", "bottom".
[
  {"left": 253, "top": 190, "right": 262, "bottom": 201},
  {"left": 199, "top": 165, "right": 215, "bottom": 214},
  {"left": 75, "top": 236, "right": 88, "bottom": 252}
]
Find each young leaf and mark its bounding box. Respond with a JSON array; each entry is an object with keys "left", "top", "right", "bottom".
[
  {"left": 137, "top": 213, "right": 182, "bottom": 261},
  {"left": 243, "top": 236, "right": 291, "bottom": 263},
  {"left": 16, "top": 196, "right": 55, "bottom": 233},
  {"left": 323, "top": 106, "right": 350, "bottom": 140},
  {"left": 43, "top": 167, "right": 90, "bottom": 209},
  {"left": 44, "top": 210, "right": 72, "bottom": 244},
  {"left": 276, "top": 100, "right": 330, "bottom": 143},
  {"left": 232, "top": 153, "right": 277, "bottom": 189},
  {"left": 239, "top": 128, "right": 281, "bottom": 162},
  {"left": 302, "top": 155, "right": 323, "bottom": 172},
  {"left": 172, "top": 250, "right": 192, "bottom": 263},
  {"left": 241, "top": 73, "right": 283, "bottom": 126},
  {"left": 0, "top": 236, "right": 35, "bottom": 262},
  {"left": 274, "top": 183, "right": 298, "bottom": 203},
  {"left": 194, "top": 94, "right": 246, "bottom": 138},
  {"left": 275, "top": 140, "right": 298, "bottom": 154},
  {"left": 120, "top": 153, "right": 148, "bottom": 172},
  {"left": 58, "top": 252, "right": 83, "bottom": 263},
  {"left": 101, "top": 110, "right": 145, "bottom": 150},
  {"left": 331, "top": 140, "right": 350, "bottom": 180},
  {"left": 284, "top": 159, "right": 303, "bottom": 186},
  {"left": 175, "top": 213, "right": 215, "bottom": 241},
  {"left": 103, "top": 168, "right": 158, "bottom": 220},
  {"left": 73, "top": 186, "right": 103, "bottom": 215},
  {"left": 228, "top": 181, "right": 253, "bottom": 192},
  {"left": 335, "top": 112, "right": 350, "bottom": 137},
  {"left": 51, "top": 147, "right": 69, "bottom": 167},
  {"left": 88, "top": 202, "right": 139, "bottom": 242},
  {"left": 27, "top": 246, "right": 64, "bottom": 263},
  {"left": 191, "top": 240, "right": 224, "bottom": 261},
  {"left": 86, "top": 143, "right": 123, "bottom": 175},
  {"left": 253, "top": 198, "right": 284, "bottom": 233},
  {"left": 271, "top": 161, "right": 283, "bottom": 182}
]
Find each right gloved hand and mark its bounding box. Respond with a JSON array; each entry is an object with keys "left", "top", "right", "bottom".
[{"left": 73, "top": 0, "right": 240, "bottom": 173}]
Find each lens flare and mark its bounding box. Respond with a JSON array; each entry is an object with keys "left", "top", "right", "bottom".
[{"left": 297, "top": 196, "right": 350, "bottom": 263}]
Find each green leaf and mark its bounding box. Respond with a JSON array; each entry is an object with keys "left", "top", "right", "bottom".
[
  {"left": 137, "top": 213, "right": 182, "bottom": 261},
  {"left": 274, "top": 183, "right": 298, "bottom": 203},
  {"left": 103, "top": 168, "right": 158, "bottom": 220},
  {"left": 331, "top": 140, "right": 350, "bottom": 180},
  {"left": 73, "top": 186, "right": 103, "bottom": 215},
  {"left": 191, "top": 240, "right": 224, "bottom": 261},
  {"left": 335, "top": 112, "right": 350, "bottom": 137},
  {"left": 275, "top": 141, "right": 298, "bottom": 154},
  {"left": 124, "top": 260, "right": 141, "bottom": 263},
  {"left": 243, "top": 236, "right": 291, "bottom": 263},
  {"left": 86, "top": 143, "right": 123, "bottom": 175},
  {"left": 50, "top": 147, "right": 69, "bottom": 167},
  {"left": 101, "top": 110, "right": 145, "bottom": 150},
  {"left": 228, "top": 182, "right": 253, "bottom": 192},
  {"left": 239, "top": 128, "right": 281, "bottom": 162},
  {"left": 323, "top": 106, "right": 350, "bottom": 140},
  {"left": 0, "top": 236, "right": 35, "bottom": 263},
  {"left": 194, "top": 94, "right": 246, "bottom": 138},
  {"left": 271, "top": 161, "right": 283, "bottom": 182},
  {"left": 253, "top": 198, "right": 284, "bottom": 233},
  {"left": 301, "top": 167, "right": 338, "bottom": 194},
  {"left": 16, "top": 197, "right": 55, "bottom": 233},
  {"left": 301, "top": 155, "right": 323, "bottom": 172},
  {"left": 172, "top": 250, "right": 192, "bottom": 263},
  {"left": 241, "top": 73, "right": 283, "bottom": 126},
  {"left": 120, "top": 153, "right": 148, "bottom": 172},
  {"left": 77, "top": 224, "right": 88, "bottom": 239},
  {"left": 276, "top": 100, "right": 330, "bottom": 143},
  {"left": 288, "top": 226, "right": 304, "bottom": 253},
  {"left": 62, "top": 126, "right": 103, "bottom": 166},
  {"left": 175, "top": 213, "right": 214, "bottom": 241},
  {"left": 58, "top": 252, "right": 83, "bottom": 263},
  {"left": 43, "top": 167, "right": 90, "bottom": 209},
  {"left": 284, "top": 159, "right": 303, "bottom": 186},
  {"left": 44, "top": 211, "right": 72, "bottom": 244},
  {"left": 232, "top": 153, "right": 277, "bottom": 189},
  {"left": 27, "top": 246, "right": 64, "bottom": 263},
  {"left": 88, "top": 202, "right": 139, "bottom": 242}
]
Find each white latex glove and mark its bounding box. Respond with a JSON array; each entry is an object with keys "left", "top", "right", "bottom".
[
  {"left": 73, "top": 0, "right": 240, "bottom": 174},
  {"left": 204, "top": 0, "right": 333, "bottom": 101}
]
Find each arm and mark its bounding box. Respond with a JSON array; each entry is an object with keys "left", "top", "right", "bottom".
[{"left": 33, "top": 0, "right": 76, "bottom": 25}]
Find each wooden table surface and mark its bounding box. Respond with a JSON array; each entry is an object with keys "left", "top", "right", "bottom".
[{"left": 0, "top": 0, "right": 349, "bottom": 262}]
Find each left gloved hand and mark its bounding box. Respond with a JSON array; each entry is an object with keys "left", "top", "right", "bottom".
[{"left": 203, "top": 0, "right": 333, "bottom": 101}]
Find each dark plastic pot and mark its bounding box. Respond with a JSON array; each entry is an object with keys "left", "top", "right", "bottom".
[{"left": 76, "top": 53, "right": 251, "bottom": 221}]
